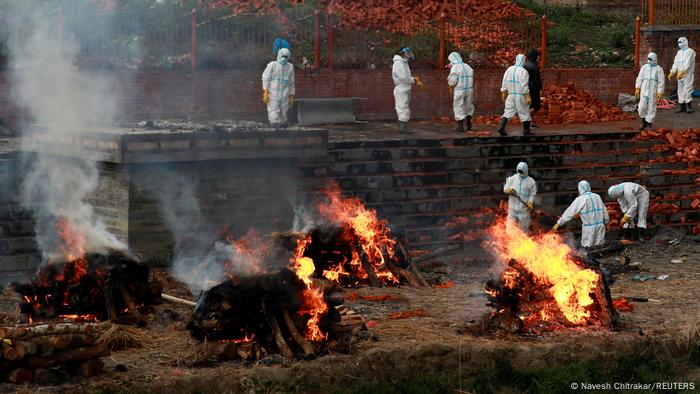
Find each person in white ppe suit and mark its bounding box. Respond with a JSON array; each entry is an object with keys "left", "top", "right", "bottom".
[
  {"left": 392, "top": 47, "right": 425, "bottom": 132},
  {"left": 503, "top": 162, "right": 537, "bottom": 234},
  {"left": 635, "top": 52, "right": 665, "bottom": 131},
  {"left": 497, "top": 54, "right": 532, "bottom": 137},
  {"left": 669, "top": 37, "right": 696, "bottom": 113},
  {"left": 262, "top": 48, "right": 295, "bottom": 127},
  {"left": 552, "top": 180, "right": 609, "bottom": 248},
  {"left": 608, "top": 182, "right": 650, "bottom": 240},
  {"left": 447, "top": 52, "right": 475, "bottom": 132}
]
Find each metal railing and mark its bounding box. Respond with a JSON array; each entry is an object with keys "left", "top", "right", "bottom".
[
  {"left": 642, "top": 0, "right": 700, "bottom": 25},
  {"left": 0, "top": 6, "right": 548, "bottom": 70}
]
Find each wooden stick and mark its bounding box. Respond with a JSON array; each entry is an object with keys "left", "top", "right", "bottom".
[
  {"left": 2, "top": 345, "right": 17, "bottom": 361},
  {"left": 119, "top": 287, "right": 144, "bottom": 323},
  {"left": 357, "top": 242, "right": 381, "bottom": 287},
  {"left": 267, "top": 313, "right": 294, "bottom": 359},
  {"left": 281, "top": 309, "right": 315, "bottom": 356},
  {"left": 0, "top": 324, "right": 96, "bottom": 339},
  {"left": 411, "top": 244, "right": 461, "bottom": 264},
  {"left": 162, "top": 293, "right": 197, "bottom": 307},
  {"left": 26, "top": 343, "right": 109, "bottom": 369}
]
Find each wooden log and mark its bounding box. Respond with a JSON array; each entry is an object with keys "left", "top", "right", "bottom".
[
  {"left": 281, "top": 309, "right": 315, "bottom": 357},
  {"left": 37, "top": 338, "right": 55, "bottom": 358},
  {"left": 411, "top": 244, "right": 461, "bottom": 265},
  {"left": 6, "top": 368, "right": 33, "bottom": 384},
  {"left": 266, "top": 312, "right": 294, "bottom": 359},
  {"left": 162, "top": 293, "right": 197, "bottom": 307},
  {"left": 48, "top": 335, "right": 72, "bottom": 351},
  {"left": 26, "top": 343, "right": 109, "bottom": 369},
  {"left": 2, "top": 345, "right": 17, "bottom": 361},
  {"left": 357, "top": 244, "right": 381, "bottom": 287},
  {"left": 33, "top": 368, "right": 50, "bottom": 385},
  {"left": 0, "top": 324, "right": 96, "bottom": 339},
  {"left": 14, "top": 341, "right": 37, "bottom": 359},
  {"left": 119, "top": 287, "right": 145, "bottom": 324}
]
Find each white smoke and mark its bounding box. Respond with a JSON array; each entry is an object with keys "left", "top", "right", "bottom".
[{"left": 8, "top": 3, "right": 125, "bottom": 261}]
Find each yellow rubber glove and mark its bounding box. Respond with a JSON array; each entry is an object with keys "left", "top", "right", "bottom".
[
  {"left": 634, "top": 88, "right": 640, "bottom": 98},
  {"left": 668, "top": 71, "right": 676, "bottom": 80},
  {"left": 656, "top": 92, "right": 662, "bottom": 101},
  {"left": 621, "top": 215, "right": 631, "bottom": 225},
  {"left": 448, "top": 86, "right": 454, "bottom": 95},
  {"left": 501, "top": 91, "right": 508, "bottom": 102},
  {"left": 678, "top": 70, "right": 686, "bottom": 79},
  {"left": 262, "top": 89, "right": 270, "bottom": 105},
  {"left": 289, "top": 95, "right": 294, "bottom": 106},
  {"left": 551, "top": 223, "right": 560, "bottom": 232},
  {"left": 527, "top": 202, "right": 534, "bottom": 210},
  {"left": 414, "top": 77, "right": 427, "bottom": 90},
  {"left": 524, "top": 92, "right": 531, "bottom": 105},
  {"left": 505, "top": 188, "right": 514, "bottom": 195}
]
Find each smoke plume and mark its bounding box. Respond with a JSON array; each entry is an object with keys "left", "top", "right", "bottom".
[{"left": 8, "top": 2, "right": 125, "bottom": 261}]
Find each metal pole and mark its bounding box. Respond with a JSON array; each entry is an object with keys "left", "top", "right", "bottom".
[
  {"left": 327, "top": 12, "right": 334, "bottom": 69},
  {"left": 649, "top": 0, "right": 655, "bottom": 25},
  {"left": 540, "top": 15, "right": 547, "bottom": 68},
  {"left": 191, "top": 8, "right": 197, "bottom": 72},
  {"left": 314, "top": 11, "right": 321, "bottom": 69},
  {"left": 635, "top": 16, "right": 641, "bottom": 69}
]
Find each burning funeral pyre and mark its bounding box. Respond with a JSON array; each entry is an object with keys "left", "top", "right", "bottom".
[
  {"left": 473, "top": 220, "right": 617, "bottom": 335},
  {"left": 11, "top": 218, "right": 162, "bottom": 326}
]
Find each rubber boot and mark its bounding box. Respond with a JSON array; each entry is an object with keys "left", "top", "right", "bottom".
[
  {"left": 523, "top": 121, "right": 532, "bottom": 136},
  {"left": 466, "top": 115, "right": 473, "bottom": 131},
  {"left": 676, "top": 103, "right": 687, "bottom": 113},
  {"left": 398, "top": 121, "right": 408, "bottom": 132},
  {"left": 639, "top": 119, "right": 648, "bottom": 131},
  {"left": 496, "top": 118, "right": 508, "bottom": 136},
  {"left": 454, "top": 119, "right": 464, "bottom": 132},
  {"left": 687, "top": 101, "right": 694, "bottom": 113}
]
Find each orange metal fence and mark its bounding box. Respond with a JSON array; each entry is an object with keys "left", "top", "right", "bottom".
[{"left": 642, "top": 0, "right": 700, "bottom": 25}]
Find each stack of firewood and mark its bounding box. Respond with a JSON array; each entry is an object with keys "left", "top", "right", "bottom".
[{"left": 0, "top": 323, "right": 108, "bottom": 384}]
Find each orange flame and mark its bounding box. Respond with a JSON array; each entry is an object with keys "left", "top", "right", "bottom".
[
  {"left": 56, "top": 217, "right": 88, "bottom": 283},
  {"left": 291, "top": 236, "right": 328, "bottom": 342},
  {"left": 317, "top": 183, "right": 399, "bottom": 285},
  {"left": 487, "top": 219, "right": 599, "bottom": 325}
]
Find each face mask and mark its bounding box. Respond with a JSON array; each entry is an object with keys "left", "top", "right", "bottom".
[
  {"left": 679, "top": 42, "right": 684, "bottom": 49},
  {"left": 648, "top": 59, "right": 654, "bottom": 65},
  {"left": 279, "top": 58, "right": 289, "bottom": 65},
  {"left": 517, "top": 170, "right": 526, "bottom": 178}
]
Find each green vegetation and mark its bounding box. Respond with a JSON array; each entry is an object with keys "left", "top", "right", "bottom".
[{"left": 515, "top": 0, "right": 635, "bottom": 67}]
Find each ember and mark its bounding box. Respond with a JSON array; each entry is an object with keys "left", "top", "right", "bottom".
[
  {"left": 12, "top": 251, "right": 161, "bottom": 325},
  {"left": 476, "top": 220, "right": 617, "bottom": 334}
]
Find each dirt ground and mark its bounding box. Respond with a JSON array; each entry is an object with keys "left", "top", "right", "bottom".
[{"left": 1, "top": 227, "right": 698, "bottom": 393}]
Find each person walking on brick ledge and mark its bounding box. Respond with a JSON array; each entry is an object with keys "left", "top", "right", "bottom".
[
  {"left": 669, "top": 37, "right": 696, "bottom": 114},
  {"left": 392, "top": 47, "right": 425, "bottom": 132},
  {"left": 262, "top": 48, "right": 295, "bottom": 127},
  {"left": 635, "top": 52, "right": 665, "bottom": 131},
  {"left": 497, "top": 54, "right": 532, "bottom": 136},
  {"left": 446, "top": 52, "right": 475, "bottom": 133}
]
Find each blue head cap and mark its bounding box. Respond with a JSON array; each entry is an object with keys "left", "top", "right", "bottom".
[{"left": 273, "top": 38, "right": 290, "bottom": 55}]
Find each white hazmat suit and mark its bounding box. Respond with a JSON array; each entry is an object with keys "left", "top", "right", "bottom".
[
  {"left": 671, "top": 37, "right": 696, "bottom": 107},
  {"left": 262, "top": 48, "right": 295, "bottom": 125},
  {"left": 392, "top": 54, "right": 415, "bottom": 122},
  {"left": 501, "top": 54, "right": 531, "bottom": 122},
  {"left": 556, "top": 181, "right": 609, "bottom": 248},
  {"left": 447, "top": 52, "right": 475, "bottom": 122},
  {"left": 636, "top": 52, "right": 665, "bottom": 125},
  {"left": 608, "top": 182, "right": 650, "bottom": 229},
  {"left": 504, "top": 162, "right": 537, "bottom": 234}
]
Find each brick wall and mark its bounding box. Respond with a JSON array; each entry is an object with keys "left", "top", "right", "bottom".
[{"left": 0, "top": 68, "right": 640, "bottom": 124}]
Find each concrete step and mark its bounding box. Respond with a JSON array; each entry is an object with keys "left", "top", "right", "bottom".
[{"left": 0, "top": 221, "right": 36, "bottom": 238}]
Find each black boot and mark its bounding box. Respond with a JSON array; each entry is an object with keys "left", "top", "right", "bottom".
[
  {"left": 398, "top": 121, "right": 408, "bottom": 132},
  {"left": 466, "top": 115, "right": 472, "bottom": 131},
  {"left": 455, "top": 119, "right": 464, "bottom": 132},
  {"left": 676, "top": 103, "right": 687, "bottom": 113},
  {"left": 496, "top": 118, "right": 508, "bottom": 136},
  {"left": 523, "top": 121, "right": 532, "bottom": 136},
  {"left": 687, "top": 102, "right": 694, "bottom": 113},
  {"left": 639, "top": 119, "right": 648, "bottom": 131}
]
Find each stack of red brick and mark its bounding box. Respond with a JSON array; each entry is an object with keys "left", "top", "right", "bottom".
[
  {"left": 538, "top": 83, "right": 635, "bottom": 125},
  {"left": 639, "top": 128, "right": 700, "bottom": 167}
]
